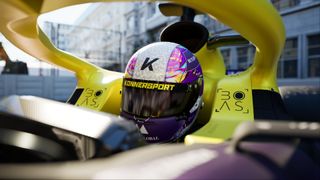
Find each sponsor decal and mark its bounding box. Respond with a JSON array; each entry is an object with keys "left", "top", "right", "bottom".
[
  {"left": 214, "top": 88, "right": 249, "bottom": 114},
  {"left": 77, "top": 88, "right": 105, "bottom": 109},
  {"left": 124, "top": 79, "right": 175, "bottom": 91},
  {"left": 141, "top": 57, "right": 159, "bottom": 71},
  {"left": 145, "top": 136, "right": 159, "bottom": 141},
  {"left": 187, "top": 56, "right": 196, "bottom": 63}
]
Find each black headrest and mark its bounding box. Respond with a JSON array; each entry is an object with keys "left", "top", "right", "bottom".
[{"left": 160, "top": 21, "right": 209, "bottom": 53}]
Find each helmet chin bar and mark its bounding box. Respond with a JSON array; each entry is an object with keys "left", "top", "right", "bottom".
[{"left": 121, "top": 111, "right": 196, "bottom": 143}]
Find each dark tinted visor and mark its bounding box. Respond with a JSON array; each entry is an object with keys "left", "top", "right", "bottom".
[{"left": 121, "top": 79, "right": 200, "bottom": 118}]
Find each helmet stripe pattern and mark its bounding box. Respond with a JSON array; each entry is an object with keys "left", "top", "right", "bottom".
[{"left": 165, "top": 46, "right": 187, "bottom": 83}]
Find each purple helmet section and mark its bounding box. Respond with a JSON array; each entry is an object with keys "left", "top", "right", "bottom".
[
  {"left": 165, "top": 45, "right": 203, "bottom": 86},
  {"left": 121, "top": 111, "right": 186, "bottom": 143},
  {"left": 121, "top": 106, "right": 199, "bottom": 143},
  {"left": 178, "top": 46, "right": 203, "bottom": 84}
]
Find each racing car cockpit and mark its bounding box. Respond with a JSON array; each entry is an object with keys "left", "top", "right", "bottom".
[{"left": 0, "top": 0, "right": 319, "bottom": 179}]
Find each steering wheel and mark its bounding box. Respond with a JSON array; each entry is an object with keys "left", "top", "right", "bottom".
[{"left": 0, "top": 0, "right": 285, "bottom": 143}]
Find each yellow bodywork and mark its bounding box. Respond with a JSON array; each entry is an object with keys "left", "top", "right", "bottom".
[{"left": 0, "top": 0, "right": 285, "bottom": 143}]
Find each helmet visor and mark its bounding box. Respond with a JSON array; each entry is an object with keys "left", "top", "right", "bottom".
[{"left": 121, "top": 79, "right": 200, "bottom": 118}]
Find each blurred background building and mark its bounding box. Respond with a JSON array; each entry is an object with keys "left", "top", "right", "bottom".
[
  {"left": 207, "top": 0, "right": 320, "bottom": 86},
  {"left": 42, "top": 0, "right": 320, "bottom": 86},
  {"left": 0, "top": 0, "right": 319, "bottom": 101}
]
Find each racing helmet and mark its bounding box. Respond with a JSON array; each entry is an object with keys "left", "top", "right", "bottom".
[{"left": 120, "top": 42, "right": 203, "bottom": 143}]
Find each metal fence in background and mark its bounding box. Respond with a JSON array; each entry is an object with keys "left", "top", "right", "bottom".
[
  {"left": 0, "top": 75, "right": 77, "bottom": 102},
  {"left": 44, "top": 22, "right": 126, "bottom": 72}
]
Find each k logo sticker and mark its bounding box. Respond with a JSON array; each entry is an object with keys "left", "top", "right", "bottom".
[{"left": 141, "top": 57, "right": 159, "bottom": 71}]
